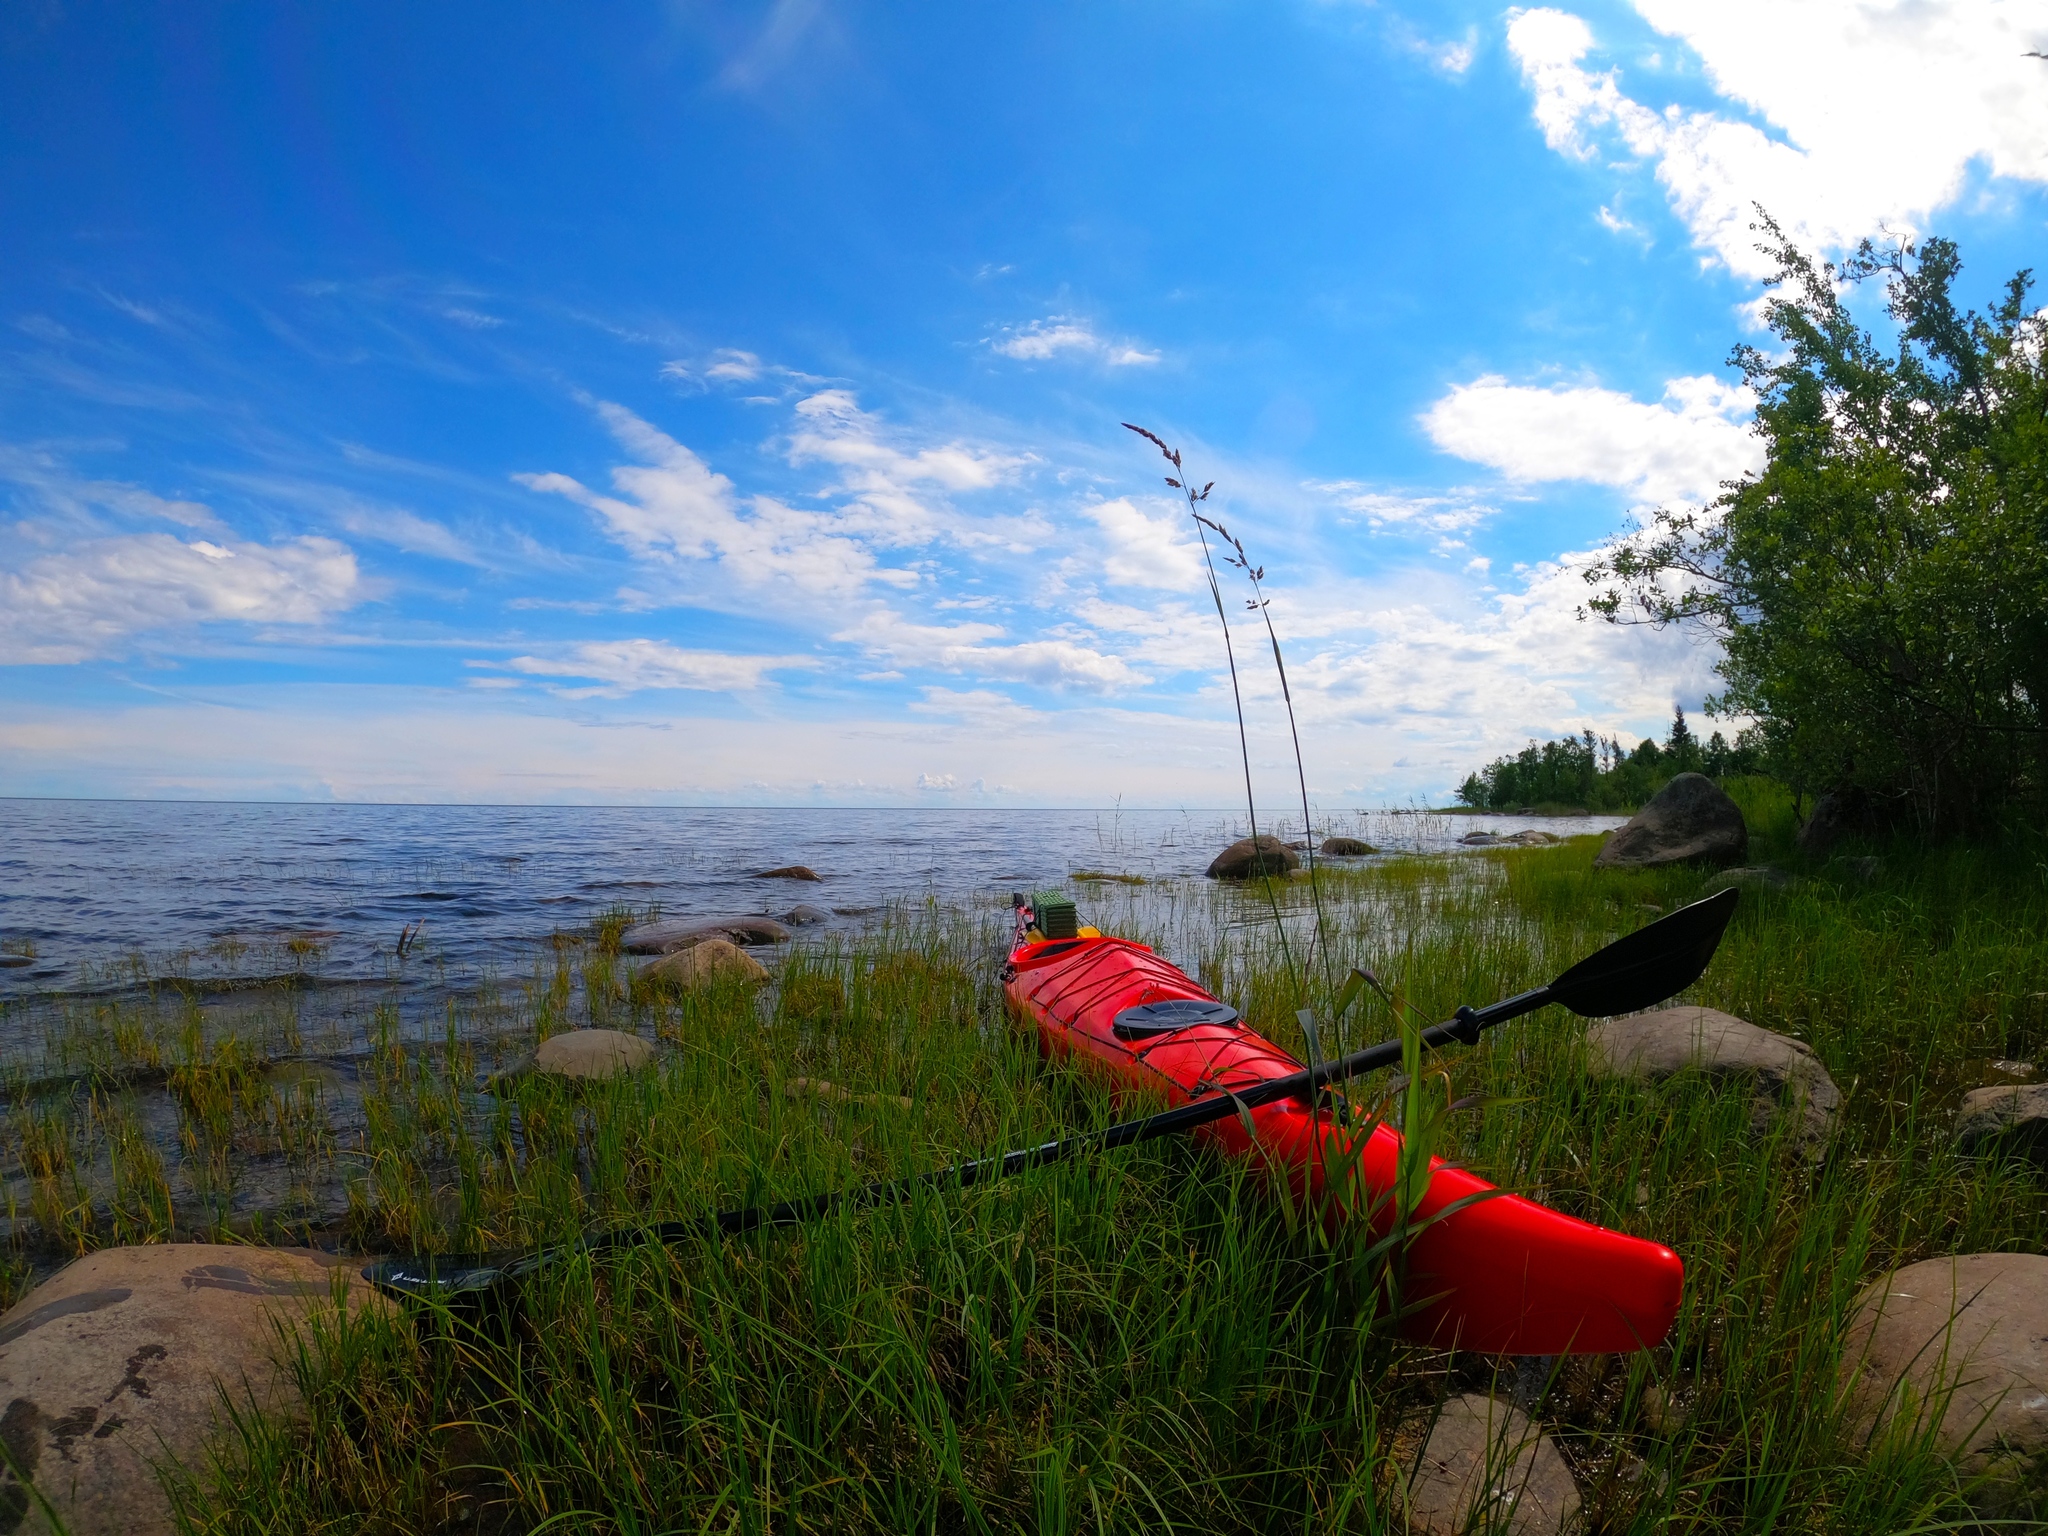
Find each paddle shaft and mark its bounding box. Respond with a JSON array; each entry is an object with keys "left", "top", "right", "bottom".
[{"left": 596, "top": 983, "right": 1553, "bottom": 1253}]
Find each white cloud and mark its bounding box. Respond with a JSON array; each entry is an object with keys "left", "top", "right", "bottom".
[
  {"left": 907, "top": 686, "right": 1043, "bottom": 730},
  {"left": 1421, "top": 372, "right": 1761, "bottom": 503},
  {"left": 0, "top": 449, "right": 221, "bottom": 531},
  {"left": 1308, "top": 481, "right": 1494, "bottom": 536},
  {"left": 335, "top": 505, "right": 482, "bottom": 565},
  {"left": 494, "top": 639, "right": 812, "bottom": 697},
  {"left": 516, "top": 400, "right": 911, "bottom": 597},
  {"left": 1508, "top": 5, "right": 2048, "bottom": 276},
  {"left": 987, "top": 316, "right": 1160, "bottom": 367},
  {"left": 835, "top": 609, "right": 1148, "bottom": 691},
  {"left": 442, "top": 307, "right": 505, "bottom": 329},
  {"left": 0, "top": 533, "right": 361, "bottom": 663},
  {"left": 1082, "top": 497, "right": 1206, "bottom": 589},
  {"left": 785, "top": 389, "right": 1031, "bottom": 546}
]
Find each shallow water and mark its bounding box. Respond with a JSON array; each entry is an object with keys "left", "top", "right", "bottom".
[
  {"left": 0, "top": 799, "right": 1624, "bottom": 1261},
  {"left": 0, "top": 800, "right": 1623, "bottom": 1007}
]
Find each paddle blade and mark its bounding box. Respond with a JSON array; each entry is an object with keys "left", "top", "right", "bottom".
[{"left": 1547, "top": 886, "right": 1739, "bottom": 1018}]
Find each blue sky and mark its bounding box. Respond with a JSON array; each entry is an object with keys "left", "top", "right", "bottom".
[{"left": 4, "top": 1, "right": 2046, "bottom": 806}]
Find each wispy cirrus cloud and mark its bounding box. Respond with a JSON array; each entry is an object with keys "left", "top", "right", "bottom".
[
  {"left": 488, "top": 638, "right": 814, "bottom": 698},
  {"left": 986, "top": 316, "right": 1159, "bottom": 367}
]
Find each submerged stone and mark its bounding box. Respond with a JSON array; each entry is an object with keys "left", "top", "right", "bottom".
[
  {"left": 1206, "top": 836, "right": 1298, "bottom": 879},
  {"left": 641, "top": 938, "right": 769, "bottom": 991},
  {"left": 533, "top": 1028, "right": 655, "bottom": 1080}
]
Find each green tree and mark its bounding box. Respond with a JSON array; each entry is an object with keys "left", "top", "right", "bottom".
[{"left": 1585, "top": 216, "right": 2048, "bottom": 834}]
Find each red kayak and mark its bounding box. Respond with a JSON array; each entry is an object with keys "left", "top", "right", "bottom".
[{"left": 1003, "top": 919, "right": 1682, "bottom": 1356}]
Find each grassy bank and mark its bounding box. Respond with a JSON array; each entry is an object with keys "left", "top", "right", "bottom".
[{"left": 6, "top": 814, "right": 2046, "bottom": 1530}]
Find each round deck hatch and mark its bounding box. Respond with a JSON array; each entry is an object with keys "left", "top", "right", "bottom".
[{"left": 1111, "top": 998, "right": 1241, "bottom": 1040}]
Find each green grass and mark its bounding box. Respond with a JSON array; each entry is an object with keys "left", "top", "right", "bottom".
[{"left": 7, "top": 825, "right": 2048, "bottom": 1531}]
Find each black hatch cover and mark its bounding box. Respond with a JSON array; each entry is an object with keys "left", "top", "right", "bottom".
[{"left": 1111, "top": 998, "right": 1241, "bottom": 1040}]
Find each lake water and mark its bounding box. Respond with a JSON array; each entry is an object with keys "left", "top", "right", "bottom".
[
  {"left": 0, "top": 799, "right": 1625, "bottom": 1012},
  {"left": 0, "top": 799, "right": 1626, "bottom": 1246}
]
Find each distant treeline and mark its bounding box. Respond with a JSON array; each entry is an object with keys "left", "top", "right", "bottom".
[{"left": 1454, "top": 707, "right": 1764, "bottom": 813}]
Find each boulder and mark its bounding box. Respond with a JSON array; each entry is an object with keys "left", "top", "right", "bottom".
[
  {"left": 1797, "top": 788, "right": 1880, "bottom": 858},
  {"left": 620, "top": 915, "right": 792, "bottom": 954},
  {"left": 1459, "top": 832, "right": 1501, "bottom": 847},
  {"left": 1506, "top": 830, "right": 1561, "bottom": 846},
  {"left": 1319, "top": 836, "right": 1377, "bottom": 856},
  {"left": 1585, "top": 1006, "right": 1840, "bottom": 1150},
  {"left": 0, "top": 1243, "right": 386, "bottom": 1536},
  {"left": 1594, "top": 773, "right": 1747, "bottom": 869},
  {"left": 1402, "top": 1394, "right": 1582, "bottom": 1534},
  {"left": 533, "top": 1028, "right": 655, "bottom": 1081},
  {"left": 785, "top": 904, "right": 833, "bottom": 925},
  {"left": 1839, "top": 1252, "right": 2048, "bottom": 1509},
  {"left": 641, "top": 938, "right": 770, "bottom": 991},
  {"left": 1206, "top": 836, "right": 1299, "bottom": 879},
  {"left": 1955, "top": 1084, "right": 2048, "bottom": 1167},
  {"left": 755, "top": 865, "right": 822, "bottom": 882}
]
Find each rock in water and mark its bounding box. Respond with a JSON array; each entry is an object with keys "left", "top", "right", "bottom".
[
  {"left": 641, "top": 938, "right": 770, "bottom": 991},
  {"left": 785, "top": 904, "right": 833, "bottom": 925},
  {"left": 1585, "top": 1006, "right": 1840, "bottom": 1151},
  {"left": 1206, "top": 836, "right": 1299, "bottom": 879},
  {"left": 534, "top": 1028, "right": 655, "bottom": 1080},
  {"left": 1593, "top": 773, "right": 1748, "bottom": 869},
  {"left": 1402, "top": 1393, "right": 1583, "bottom": 1534},
  {"left": 0, "top": 1244, "right": 386, "bottom": 1536},
  {"left": 1955, "top": 1083, "right": 2048, "bottom": 1167},
  {"left": 1838, "top": 1253, "right": 2048, "bottom": 1511},
  {"left": 1319, "top": 836, "right": 1377, "bottom": 856},
  {"left": 755, "top": 865, "right": 822, "bottom": 882},
  {"left": 620, "top": 915, "right": 792, "bottom": 953}
]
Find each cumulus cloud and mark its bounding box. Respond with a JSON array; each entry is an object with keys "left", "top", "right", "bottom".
[
  {"left": 1283, "top": 552, "right": 1721, "bottom": 758},
  {"left": 0, "top": 533, "right": 361, "bottom": 663},
  {"left": 1508, "top": 4, "right": 2048, "bottom": 276},
  {"left": 493, "top": 639, "right": 812, "bottom": 697},
  {"left": 1082, "top": 498, "right": 1206, "bottom": 589},
  {"left": 987, "top": 316, "right": 1160, "bottom": 367},
  {"left": 1421, "top": 372, "right": 1762, "bottom": 503}
]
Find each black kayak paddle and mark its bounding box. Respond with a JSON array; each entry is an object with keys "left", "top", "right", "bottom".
[{"left": 363, "top": 887, "right": 1738, "bottom": 1299}]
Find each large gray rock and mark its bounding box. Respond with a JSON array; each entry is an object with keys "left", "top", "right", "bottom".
[
  {"left": 1594, "top": 773, "right": 1748, "bottom": 869},
  {"left": 620, "top": 915, "right": 791, "bottom": 954},
  {"left": 1955, "top": 1084, "right": 2048, "bottom": 1167},
  {"left": 640, "top": 938, "right": 770, "bottom": 991},
  {"left": 785, "top": 903, "right": 833, "bottom": 925},
  {"left": 0, "top": 1244, "right": 386, "bottom": 1536},
  {"left": 1206, "top": 836, "right": 1298, "bottom": 879},
  {"left": 1839, "top": 1253, "right": 2048, "bottom": 1510},
  {"left": 1585, "top": 1006, "right": 1841, "bottom": 1150},
  {"left": 1402, "top": 1393, "right": 1582, "bottom": 1534},
  {"left": 533, "top": 1028, "right": 655, "bottom": 1080},
  {"left": 1319, "top": 836, "right": 1377, "bottom": 856}
]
